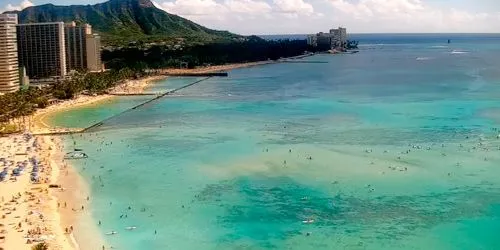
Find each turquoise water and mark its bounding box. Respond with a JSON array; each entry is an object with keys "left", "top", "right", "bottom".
[
  {"left": 52, "top": 35, "right": 500, "bottom": 250},
  {"left": 48, "top": 77, "right": 197, "bottom": 128}
]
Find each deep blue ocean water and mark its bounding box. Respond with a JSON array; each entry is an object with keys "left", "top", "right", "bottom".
[
  {"left": 52, "top": 34, "right": 500, "bottom": 250},
  {"left": 261, "top": 33, "right": 500, "bottom": 45}
]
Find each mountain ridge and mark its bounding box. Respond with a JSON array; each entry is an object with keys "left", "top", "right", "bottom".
[{"left": 5, "top": 0, "right": 241, "bottom": 44}]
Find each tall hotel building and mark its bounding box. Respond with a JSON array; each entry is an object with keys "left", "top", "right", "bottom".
[
  {"left": 65, "top": 22, "right": 102, "bottom": 72},
  {"left": 17, "top": 22, "right": 67, "bottom": 79},
  {"left": 0, "top": 14, "right": 20, "bottom": 93},
  {"left": 86, "top": 33, "right": 102, "bottom": 72},
  {"left": 65, "top": 22, "right": 90, "bottom": 71}
]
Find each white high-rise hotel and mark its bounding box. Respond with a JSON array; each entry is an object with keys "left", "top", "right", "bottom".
[
  {"left": 0, "top": 14, "right": 20, "bottom": 93},
  {"left": 0, "top": 14, "right": 103, "bottom": 94},
  {"left": 307, "top": 27, "right": 347, "bottom": 49}
]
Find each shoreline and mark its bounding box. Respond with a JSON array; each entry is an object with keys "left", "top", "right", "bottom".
[
  {"left": 0, "top": 74, "right": 162, "bottom": 250},
  {"left": 51, "top": 137, "right": 107, "bottom": 250},
  {"left": 0, "top": 60, "right": 279, "bottom": 250},
  {"left": 0, "top": 135, "right": 78, "bottom": 250},
  {"left": 157, "top": 60, "right": 275, "bottom": 75},
  {"left": 30, "top": 74, "right": 167, "bottom": 134},
  {"left": 29, "top": 60, "right": 282, "bottom": 134},
  {"left": 26, "top": 74, "right": 166, "bottom": 250}
]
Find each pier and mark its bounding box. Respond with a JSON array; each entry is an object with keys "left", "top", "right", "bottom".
[
  {"left": 32, "top": 76, "right": 214, "bottom": 136},
  {"left": 33, "top": 128, "right": 84, "bottom": 136},
  {"left": 280, "top": 60, "right": 328, "bottom": 64},
  {"left": 108, "top": 93, "right": 159, "bottom": 96},
  {"left": 129, "top": 77, "right": 211, "bottom": 111},
  {"left": 163, "top": 72, "right": 228, "bottom": 77},
  {"left": 84, "top": 77, "right": 212, "bottom": 132}
]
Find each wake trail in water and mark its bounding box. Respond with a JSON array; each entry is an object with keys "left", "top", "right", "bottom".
[{"left": 450, "top": 50, "right": 469, "bottom": 54}]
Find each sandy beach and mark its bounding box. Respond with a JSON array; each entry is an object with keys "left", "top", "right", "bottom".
[
  {"left": 0, "top": 61, "right": 273, "bottom": 250},
  {"left": 29, "top": 61, "right": 275, "bottom": 134},
  {"left": 0, "top": 75, "right": 160, "bottom": 250},
  {"left": 0, "top": 134, "right": 75, "bottom": 250},
  {"left": 109, "top": 75, "right": 167, "bottom": 94},
  {"left": 158, "top": 61, "right": 274, "bottom": 75},
  {"left": 30, "top": 75, "right": 167, "bottom": 134}
]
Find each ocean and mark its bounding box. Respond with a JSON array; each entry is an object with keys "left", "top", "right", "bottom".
[{"left": 51, "top": 34, "right": 500, "bottom": 250}]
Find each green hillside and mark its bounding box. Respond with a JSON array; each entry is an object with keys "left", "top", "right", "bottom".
[{"left": 6, "top": 0, "right": 241, "bottom": 44}]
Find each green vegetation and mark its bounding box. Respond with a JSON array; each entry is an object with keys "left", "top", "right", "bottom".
[
  {"left": 31, "top": 242, "right": 49, "bottom": 250},
  {"left": 0, "top": 38, "right": 317, "bottom": 126},
  {"left": 0, "top": 87, "right": 46, "bottom": 126},
  {"left": 346, "top": 40, "right": 359, "bottom": 50},
  {"left": 104, "top": 37, "right": 318, "bottom": 69},
  {"left": 8, "top": 0, "right": 241, "bottom": 46},
  {"left": 53, "top": 68, "right": 140, "bottom": 98},
  {"left": 0, "top": 123, "right": 19, "bottom": 135},
  {"left": 0, "top": 68, "right": 144, "bottom": 125}
]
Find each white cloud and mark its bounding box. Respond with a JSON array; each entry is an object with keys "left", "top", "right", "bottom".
[
  {"left": 148, "top": 0, "right": 500, "bottom": 34},
  {"left": 224, "top": 0, "right": 272, "bottom": 14},
  {"left": 153, "top": 0, "right": 273, "bottom": 18},
  {"left": 154, "top": 0, "right": 314, "bottom": 24},
  {"left": 153, "top": 0, "right": 224, "bottom": 17},
  {"left": 273, "top": 0, "right": 314, "bottom": 15},
  {"left": 328, "top": 0, "right": 498, "bottom": 33},
  {"left": 2, "top": 0, "right": 34, "bottom": 12}
]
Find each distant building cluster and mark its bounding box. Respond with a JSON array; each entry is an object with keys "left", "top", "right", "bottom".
[
  {"left": 0, "top": 14, "right": 103, "bottom": 94},
  {"left": 307, "top": 27, "right": 347, "bottom": 49}
]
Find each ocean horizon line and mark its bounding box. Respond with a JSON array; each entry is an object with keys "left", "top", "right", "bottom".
[{"left": 259, "top": 32, "right": 500, "bottom": 36}]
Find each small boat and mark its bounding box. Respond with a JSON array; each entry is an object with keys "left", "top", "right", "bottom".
[
  {"left": 64, "top": 152, "right": 88, "bottom": 159},
  {"left": 74, "top": 148, "right": 83, "bottom": 152},
  {"left": 125, "top": 226, "right": 137, "bottom": 230},
  {"left": 105, "top": 231, "right": 118, "bottom": 235}
]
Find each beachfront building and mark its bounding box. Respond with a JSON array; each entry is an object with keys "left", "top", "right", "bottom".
[
  {"left": 307, "top": 34, "right": 317, "bottom": 47},
  {"left": 307, "top": 32, "right": 330, "bottom": 48},
  {"left": 17, "top": 22, "right": 67, "bottom": 79},
  {"left": 0, "top": 14, "right": 20, "bottom": 93},
  {"left": 307, "top": 27, "right": 348, "bottom": 49},
  {"left": 19, "top": 66, "right": 29, "bottom": 89},
  {"left": 86, "top": 33, "right": 103, "bottom": 72},
  {"left": 65, "top": 22, "right": 102, "bottom": 72},
  {"left": 65, "top": 22, "right": 90, "bottom": 72},
  {"left": 330, "top": 27, "right": 347, "bottom": 48}
]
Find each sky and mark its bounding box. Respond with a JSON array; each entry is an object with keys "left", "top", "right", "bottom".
[{"left": 1, "top": 0, "right": 499, "bottom": 35}]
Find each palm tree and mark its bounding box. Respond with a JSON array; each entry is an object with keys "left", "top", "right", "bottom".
[{"left": 32, "top": 242, "right": 49, "bottom": 250}]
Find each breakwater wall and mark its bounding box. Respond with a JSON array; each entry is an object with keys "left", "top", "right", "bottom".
[{"left": 84, "top": 77, "right": 212, "bottom": 132}]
